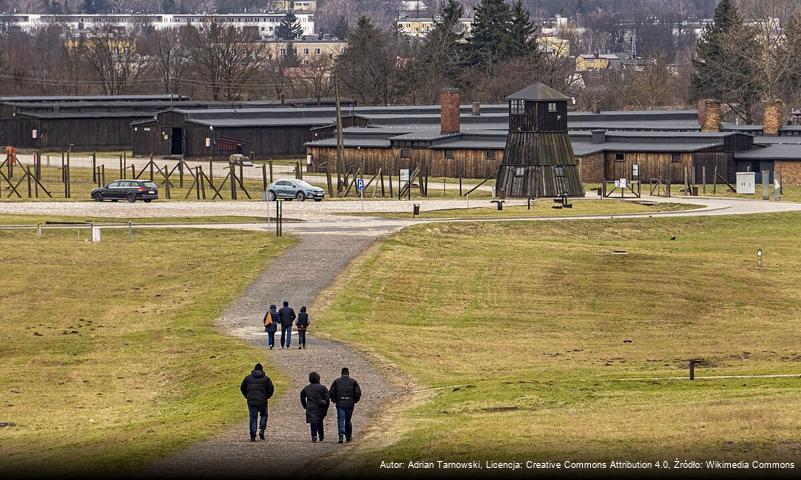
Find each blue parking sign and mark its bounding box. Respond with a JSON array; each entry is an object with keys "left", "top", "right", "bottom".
[{"left": 356, "top": 178, "right": 365, "bottom": 191}]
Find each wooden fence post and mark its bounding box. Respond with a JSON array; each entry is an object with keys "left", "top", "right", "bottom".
[
  {"left": 92, "top": 153, "right": 97, "bottom": 183},
  {"left": 269, "top": 160, "right": 273, "bottom": 183},
  {"left": 702, "top": 166, "right": 707, "bottom": 194},
  {"left": 149, "top": 155, "right": 154, "bottom": 181},
  {"left": 119, "top": 154, "right": 124, "bottom": 179},
  {"left": 195, "top": 167, "right": 201, "bottom": 200},
  {"left": 262, "top": 163, "right": 267, "bottom": 191},
  {"left": 713, "top": 165, "right": 718, "bottom": 194},
  {"left": 230, "top": 162, "right": 237, "bottom": 200}
]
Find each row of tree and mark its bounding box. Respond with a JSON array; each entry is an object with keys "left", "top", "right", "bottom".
[
  {"left": 692, "top": 0, "right": 801, "bottom": 122},
  {"left": 0, "top": 23, "right": 334, "bottom": 101}
]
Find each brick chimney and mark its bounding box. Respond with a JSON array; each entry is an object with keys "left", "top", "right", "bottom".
[
  {"left": 440, "top": 89, "right": 460, "bottom": 134},
  {"left": 763, "top": 99, "right": 784, "bottom": 136},
  {"left": 699, "top": 99, "right": 721, "bottom": 132}
]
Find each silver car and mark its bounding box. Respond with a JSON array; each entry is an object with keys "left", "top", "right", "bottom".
[{"left": 266, "top": 179, "right": 325, "bottom": 202}]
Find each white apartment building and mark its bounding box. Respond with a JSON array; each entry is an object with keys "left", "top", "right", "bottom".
[{"left": 0, "top": 13, "right": 315, "bottom": 40}]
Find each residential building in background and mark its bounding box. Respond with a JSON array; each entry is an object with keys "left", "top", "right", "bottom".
[
  {"left": 265, "top": 39, "right": 347, "bottom": 62},
  {"left": 0, "top": 13, "right": 315, "bottom": 39},
  {"left": 267, "top": 0, "right": 318, "bottom": 12},
  {"left": 396, "top": 14, "right": 473, "bottom": 38}
]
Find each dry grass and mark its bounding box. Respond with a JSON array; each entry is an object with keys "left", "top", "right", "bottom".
[
  {"left": 0, "top": 227, "right": 294, "bottom": 475},
  {"left": 358, "top": 199, "right": 699, "bottom": 219},
  {"left": 314, "top": 213, "right": 801, "bottom": 470}
]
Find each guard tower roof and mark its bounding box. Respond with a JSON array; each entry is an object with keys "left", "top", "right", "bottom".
[{"left": 505, "top": 82, "right": 570, "bottom": 102}]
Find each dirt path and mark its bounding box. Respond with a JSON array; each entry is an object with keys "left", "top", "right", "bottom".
[{"left": 151, "top": 233, "right": 396, "bottom": 477}]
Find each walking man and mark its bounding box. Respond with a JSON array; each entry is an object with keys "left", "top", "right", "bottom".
[
  {"left": 240, "top": 363, "right": 274, "bottom": 442},
  {"left": 278, "top": 301, "right": 296, "bottom": 349},
  {"left": 300, "top": 371, "right": 330, "bottom": 443},
  {"left": 264, "top": 304, "right": 278, "bottom": 350},
  {"left": 296, "top": 306, "right": 309, "bottom": 349},
  {"left": 329, "top": 367, "right": 361, "bottom": 443}
]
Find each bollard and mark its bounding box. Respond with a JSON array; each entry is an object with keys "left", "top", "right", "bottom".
[
  {"left": 689, "top": 360, "right": 697, "bottom": 380},
  {"left": 412, "top": 203, "right": 420, "bottom": 217},
  {"left": 128, "top": 222, "right": 133, "bottom": 242},
  {"left": 36, "top": 223, "right": 42, "bottom": 239}
]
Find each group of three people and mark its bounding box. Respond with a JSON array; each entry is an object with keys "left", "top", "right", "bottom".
[
  {"left": 241, "top": 364, "right": 362, "bottom": 444},
  {"left": 263, "top": 301, "right": 309, "bottom": 349}
]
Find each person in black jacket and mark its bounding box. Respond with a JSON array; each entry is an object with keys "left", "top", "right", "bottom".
[
  {"left": 240, "top": 363, "right": 275, "bottom": 442},
  {"left": 300, "top": 371, "right": 330, "bottom": 443},
  {"left": 278, "top": 301, "right": 296, "bottom": 349},
  {"left": 329, "top": 367, "right": 361, "bottom": 443},
  {"left": 296, "top": 306, "right": 309, "bottom": 349}
]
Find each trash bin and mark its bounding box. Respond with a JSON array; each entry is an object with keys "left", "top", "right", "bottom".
[
  {"left": 413, "top": 204, "right": 420, "bottom": 216},
  {"left": 491, "top": 200, "right": 504, "bottom": 211},
  {"left": 691, "top": 186, "right": 699, "bottom": 196}
]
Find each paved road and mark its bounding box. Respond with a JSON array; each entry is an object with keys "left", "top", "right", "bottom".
[
  {"left": 151, "top": 234, "right": 398, "bottom": 477},
  {"left": 3, "top": 196, "right": 801, "bottom": 236}
]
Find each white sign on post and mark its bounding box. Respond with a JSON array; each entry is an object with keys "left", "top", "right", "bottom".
[
  {"left": 91, "top": 226, "right": 101, "bottom": 243},
  {"left": 31, "top": 129, "right": 38, "bottom": 139},
  {"left": 306, "top": 154, "right": 313, "bottom": 165},
  {"left": 619, "top": 178, "right": 627, "bottom": 189},
  {"left": 205, "top": 137, "right": 211, "bottom": 147},
  {"left": 400, "top": 169, "right": 410, "bottom": 183},
  {"left": 356, "top": 178, "right": 365, "bottom": 191},
  {"left": 632, "top": 164, "right": 639, "bottom": 177}
]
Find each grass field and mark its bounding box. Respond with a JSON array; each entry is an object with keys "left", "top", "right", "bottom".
[
  {"left": 0, "top": 227, "right": 294, "bottom": 475},
  {"left": 314, "top": 213, "right": 801, "bottom": 470},
  {"left": 0, "top": 214, "right": 275, "bottom": 225},
  {"left": 360, "top": 199, "right": 700, "bottom": 219}
]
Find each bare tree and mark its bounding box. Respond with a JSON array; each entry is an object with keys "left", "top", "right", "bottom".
[
  {"left": 734, "top": 0, "right": 798, "bottom": 102},
  {"left": 263, "top": 48, "right": 295, "bottom": 101},
  {"left": 81, "top": 29, "right": 145, "bottom": 95},
  {"left": 184, "top": 23, "right": 267, "bottom": 100},
  {"left": 290, "top": 54, "right": 334, "bottom": 103},
  {"left": 140, "top": 27, "right": 190, "bottom": 94},
  {"left": 618, "top": 56, "right": 679, "bottom": 109}
]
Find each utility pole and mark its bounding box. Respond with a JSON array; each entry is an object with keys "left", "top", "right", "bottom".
[{"left": 334, "top": 73, "right": 345, "bottom": 193}]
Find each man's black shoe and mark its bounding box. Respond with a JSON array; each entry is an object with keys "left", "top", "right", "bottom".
[
  {"left": 250, "top": 434, "right": 256, "bottom": 442},
  {"left": 259, "top": 430, "right": 265, "bottom": 440}
]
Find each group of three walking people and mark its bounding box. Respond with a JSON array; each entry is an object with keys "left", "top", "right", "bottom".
[
  {"left": 240, "top": 364, "right": 362, "bottom": 444},
  {"left": 264, "top": 301, "right": 309, "bottom": 350}
]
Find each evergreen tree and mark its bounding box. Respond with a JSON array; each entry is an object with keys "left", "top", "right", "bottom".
[
  {"left": 509, "top": 0, "right": 536, "bottom": 56},
  {"left": 161, "top": 0, "right": 177, "bottom": 14},
  {"left": 335, "top": 16, "right": 402, "bottom": 104},
  {"left": 467, "top": 0, "right": 514, "bottom": 66},
  {"left": 276, "top": 11, "right": 303, "bottom": 40},
  {"left": 425, "top": 0, "right": 464, "bottom": 72},
  {"left": 690, "top": 0, "right": 757, "bottom": 121},
  {"left": 332, "top": 16, "right": 349, "bottom": 40}
]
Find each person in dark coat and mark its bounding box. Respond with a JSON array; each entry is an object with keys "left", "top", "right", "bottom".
[
  {"left": 295, "top": 306, "right": 309, "bottom": 349},
  {"left": 240, "top": 363, "right": 275, "bottom": 442},
  {"left": 300, "top": 371, "right": 330, "bottom": 443},
  {"left": 278, "top": 301, "right": 296, "bottom": 349},
  {"left": 263, "top": 304, "right": 278, "bottom": 350},
  {"left": 329, "top": 367, "right": 361, "bottom": 443}
]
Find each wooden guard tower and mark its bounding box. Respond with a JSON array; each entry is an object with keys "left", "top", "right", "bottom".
[{"left": 496, "top": 82, "right": 584, "bottom": 198}]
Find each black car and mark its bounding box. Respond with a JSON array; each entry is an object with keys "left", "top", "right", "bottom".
[{"left": 91, "top": 180, "right": 158, "bottom": 203}]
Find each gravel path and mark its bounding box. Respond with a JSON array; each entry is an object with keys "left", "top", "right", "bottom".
[{"left": 151, "top": 233, "right": 396, "bottom": 477}]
